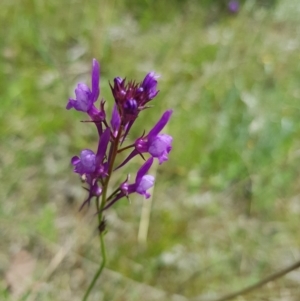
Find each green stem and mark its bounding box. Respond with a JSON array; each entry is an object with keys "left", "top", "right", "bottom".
[
  {"left": 82, "top": 232, "right": 106, "bottom": 301},
  {"left": 82, "top": 126, "right": 123, "bottom": 301}
]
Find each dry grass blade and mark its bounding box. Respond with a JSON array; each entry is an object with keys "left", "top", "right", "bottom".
[{"left": 192, "top": 259, "right": 300, "bottom": 301}]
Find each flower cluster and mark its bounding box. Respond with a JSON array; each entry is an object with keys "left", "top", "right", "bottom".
[{"left": 67, "top": 59, "right": 173, "bottom": 212}]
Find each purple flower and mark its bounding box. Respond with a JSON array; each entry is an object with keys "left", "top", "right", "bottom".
[
  {"left": 71, "top": 149, "right": 96, "bottom": 175},
  {"left": 66, "top": 59, "right": 102, "bottom": 120},
  {"left": 103, "top": 158, "right": 155, "bottom": 210},
  {"left": 228, "top": 0, "right": 239, "bottom": 13},
  {"left": 147, "top": 134, "right": 173, "bottom": 163},
  {"left": 71, "top": 128, "right": 110, "bottom": 177},
  {"left": 117, "top": 110, "right": 173, "bottom": 168},
  {"left": 66, "top": 59, "right": 173, "bottom": 214},
  {"left": 71, "top": 128, "right": 111, "bottom": 209},
  {"left": 121, "top": 157, "right": 155, "bottom": 198}
]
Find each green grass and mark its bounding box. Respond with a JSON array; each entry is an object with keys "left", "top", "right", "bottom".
[{"left": 1, "top": 0, "right": 300, "bottom": 300}]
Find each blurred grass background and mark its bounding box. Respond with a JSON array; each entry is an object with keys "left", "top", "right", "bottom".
[{"left": 1, "top": 0, "right": 300, "bottom": 300}]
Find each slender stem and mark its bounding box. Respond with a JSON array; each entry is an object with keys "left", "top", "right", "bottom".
[
  {"left": 82, "top": 232, "right": 106, "bottom": 301},
  {"left": 82, "top": 197, "right": 106, "bottom": 301}
]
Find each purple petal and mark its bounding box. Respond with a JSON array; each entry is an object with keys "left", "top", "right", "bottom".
[
  {"left": 148, "top": 134, "right": 172, "bottom": 164},
  {"left": 75, "top": 83, "right": 92, "bottom": 111},
  {"left": 136, "top": 175, "right": 155, "bottom": 198},
  {"left": 96, "top": 127, "right": 110, "bottom": 165},
  {"left": 135, "top": 157, "right": 154, "bottom": 184},
  {"left": 71, "top": 156, "right": 80, "bottom": 166},
  {"left": 148, "top": 110, "right": 173, "bottom": 140},
  {"left": 91, "top": 59, "right": 100, "bottom": 102},
  {"left": 67, "top": 83, "right": 92, "bottom": 112},
  {"left": 142, "top": 72, "right": 158, "bottom": 86},
  {"left": 66, "top": 98, "right": 76, "bottom": 110},
  {"left": 72, "top": 149, "right": 96, "bottom": 175},
  {"left": 142, "top": 72, "right": 160, "bottom": 99},
  {"left": 114, "top": 77, "right": 123, "bottom": 85},
  {"left": 66, "top": 59, "right": 101, "bottom": 112},
  {"left": 80, "top": 149, "right": 96, "bottom": 172}
]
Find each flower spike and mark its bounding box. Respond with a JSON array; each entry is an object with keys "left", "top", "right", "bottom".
[
  {"left": 67, "top": 59, "right": 172, "bottom": 212},
  {"left": 67, "top": 58, "right": 173, "bottom": 300}
]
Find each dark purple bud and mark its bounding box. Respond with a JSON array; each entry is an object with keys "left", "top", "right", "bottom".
[
  {"left": 79, "top": 179, "right": 102, "bottom": 210},
  {"left": 91, "top": 59, "right": 100, "bottom": 102},
  {"left": 120, "top": 175, "right": 130, "bottom": 195},
  {"left": 124, "top": 98, "right": 138, "bottom": 114},
  {"left": 114, "top": 77, "right": 123, "bottom": 85},
  {"left": 111, "top": 77, "right": 127, "bottom": 104},
  {"left": 111, "top": 104, "right": 121, "bottom": 137},
  {"left": 91, "top": 182, "right": 102, "bottom": 197}
]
